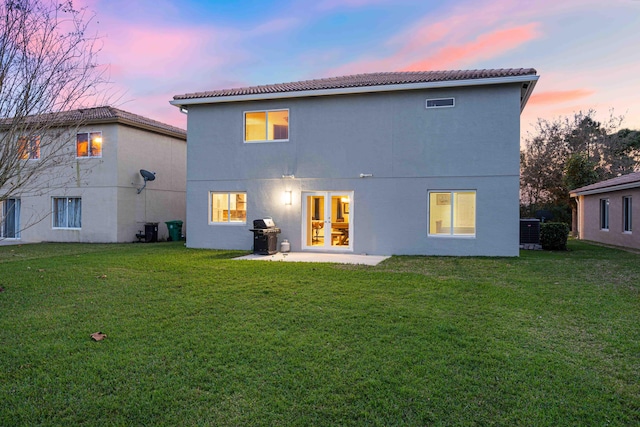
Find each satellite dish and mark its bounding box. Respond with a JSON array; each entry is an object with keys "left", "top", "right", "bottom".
[
  {"left": 137, "top": 169, "right": 156, "bottom": 194},
  {"left": 140, "top": 169, "right": 156, "bottom": 181}
]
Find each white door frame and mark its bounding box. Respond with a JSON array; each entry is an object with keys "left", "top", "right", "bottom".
[{"left": 302, "top": 191, "right": 353, "bottom": 251}]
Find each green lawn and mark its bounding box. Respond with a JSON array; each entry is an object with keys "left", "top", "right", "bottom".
[{"left": 0, "top": 241, "right": 638, "bottom": 426}]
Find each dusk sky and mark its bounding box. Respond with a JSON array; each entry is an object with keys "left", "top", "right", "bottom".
[{"left": 82, "top": 0, "right": 640, "bottom": 140}]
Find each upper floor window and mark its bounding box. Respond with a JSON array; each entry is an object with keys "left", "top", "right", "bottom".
[
  {"left": 53, "top": 197, "right": 82, "bottom": 229},
  {"left": 244, "top": 109, "right": 289, "bottom": 142},
  {"left": 77, "top": 132, "right": 102, "bottom": 158},
  {"left": 428, "top": 191, "right": 476, "bottom": 236},
  {"left": 209, "top": 192, "right": 246, "bottom": 224},
  {"left": 623, "top": 196, "right": 632, "bottom": 233},
  {"left": 18, "top": 136, "right": 40, "bottom": 160},
  {"left": 599, "top": 198, "right": 609, "bottom": 230}
]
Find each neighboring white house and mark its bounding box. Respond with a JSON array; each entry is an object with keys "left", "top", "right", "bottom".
[
  {"left": 0, "top": 106, "right": 187, "bottom": 244},
  {"left": 570, "top": 172, "right": 639, "bottom": 250},
  {"left": 170, "top": 69, "right": 538, "bottom": 256}
]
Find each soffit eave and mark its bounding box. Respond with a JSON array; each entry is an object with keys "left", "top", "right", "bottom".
[{"left": 570, "top": 181, "right": 640, "bottom": 197}]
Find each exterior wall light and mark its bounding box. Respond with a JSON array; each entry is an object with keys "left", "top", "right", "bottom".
[
  {"left": 359, "top": 173, "right": 373, "bottom": 178},
  {"left": 284, "top": 190, "right": 292, "bottom": 205},
  {"left": 282, "top": 174, "right": 295, "bottom": 179}
]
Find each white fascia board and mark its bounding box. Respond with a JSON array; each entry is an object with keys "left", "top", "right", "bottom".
[
  {"left": 520, "top": 77, "right": 538, "bottom": 112},
  {"left": 570, "top": 181, "right": 640, "bottom": 197},
  {"left": 170, "top": 74, "right": 540, "bottom": 110}
]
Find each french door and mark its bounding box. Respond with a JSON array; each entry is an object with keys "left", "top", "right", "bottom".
[{"left": 302, "top": 191, "right": 353, "bottom": 250}]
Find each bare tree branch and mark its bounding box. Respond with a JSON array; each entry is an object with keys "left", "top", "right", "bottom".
[{"left": 0, "top": 0, "right": 110, "bottom": 238}]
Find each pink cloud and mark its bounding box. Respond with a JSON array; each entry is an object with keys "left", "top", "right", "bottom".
[
  {"left": 528, "top": 89, "right": 595, "bottom": 105},
  {"left": 321, "top": 0, "right": 624, "bottom": 79},
  {"left": 403, "top": 23, "right": 540, "bottom": 71},
  {"left": 101, "top": 25, "right": 225, "bottom": 80},
  {"left": 94, "top": 15, "right": 251, "bottom": 111},
  {"left": 385, "top": 2, "right": 506, "bottom": 56},
  {"left": 328, "top": 22, "right": 540, "bottom": 76},
  {"left": 319, "top": 0, "right": 552, "bottom": 78},
  {"left": 391, "top": 21, "right": 458, "bottom": 59}
]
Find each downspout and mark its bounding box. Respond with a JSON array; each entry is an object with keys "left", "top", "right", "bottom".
[{"left": 573, "top": 197, "right": 580, "bottom": 239}]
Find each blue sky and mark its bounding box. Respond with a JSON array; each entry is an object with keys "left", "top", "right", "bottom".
[{"left": 83, "top": 0, "right": 640, "bottom": 137}]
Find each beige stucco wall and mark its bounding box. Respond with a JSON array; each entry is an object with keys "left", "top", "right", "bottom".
[
  {"left": 576, "top": 188, "right": 639, "bottom": 250},
  {"left": 1, "top": 122, "right": 186, "bottom": 245},
  {"left": 9, "top": 187, "right": 118, "bottom": 243},
  {"left": 115, "top": 125, "right": 187, "bottom": 241}
]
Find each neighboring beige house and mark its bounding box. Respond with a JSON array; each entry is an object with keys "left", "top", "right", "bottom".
[
  {"left": 570, "top": 172, "right": 639, "bottom": 250},
  {"left": 0, "top": 106, "right": 187, "bottom": 244}
]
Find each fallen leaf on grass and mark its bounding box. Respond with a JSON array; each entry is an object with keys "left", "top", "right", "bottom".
[{"left": 90, "top": 332, "right": 107, "bottom": 341}]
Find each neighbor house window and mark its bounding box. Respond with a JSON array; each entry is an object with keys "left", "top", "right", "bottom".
[
  {"left": 600, "top": 198, "right": 609, "bottom": 230},
  {"left": 1, "top": 198, "right": 21, "bottom": 239},
  {"left": 244, "top": 109, "right": 289, "bottom": 142},
  {"left": 209, "top": 192, "right": 246, "bottom": 223},
  {"left": 429, "top": 191, "right": 476, "bottom": 236},
  {"left": 53, "top": 197, "right": 81, "bottom": 228},
  {"left": 77, "top": 132, "right": 102, "bottom": 157},
  {"left": 18, "top": 136, "right": 40, "bottom": 160},
  {"left": 623, "top": 196, "right": 632, "bottom": 233}
]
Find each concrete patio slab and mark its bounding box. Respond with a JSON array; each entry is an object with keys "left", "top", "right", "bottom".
[{"left": 234, "top": 252, "right": 390, "bottom": 266}]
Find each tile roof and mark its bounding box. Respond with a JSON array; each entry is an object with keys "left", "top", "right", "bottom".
[
  {"left": 3, "top": 106, "right": 186, "bottom": 140},
  {"left": 173, "top": 68, "right": 537, "bottom": 101},
  {"left": 571, "top": 172, "right": 640, "bottom": 195},
  {"left": 64, "top": 106, "right": 186, "bottom": 139}
]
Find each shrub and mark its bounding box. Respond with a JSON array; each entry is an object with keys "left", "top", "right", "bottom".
[{"left": 540, "top": 222, "right": 570, "bottom": 250}]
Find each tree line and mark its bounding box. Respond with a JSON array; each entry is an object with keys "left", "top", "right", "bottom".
[{"left": 520, "top": 110, "right": 640, "bottom": 224}]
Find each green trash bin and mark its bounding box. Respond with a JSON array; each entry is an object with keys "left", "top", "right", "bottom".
[{"left": 165, "top": 220, "right": 183, "bottom": 241}]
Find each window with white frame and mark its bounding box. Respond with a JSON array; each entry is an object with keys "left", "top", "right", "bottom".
[
  {"left": 18, "top": 136, "right": 40, "bottom": 160},
  {"left": 244, "top": 109, "right": 289, "bottom": 142},
  {"left": 623, "top": 196, "right": 632, "bottom": 233},
  {"left": 53, "top": 197, "right": 82, "bottom": 229},
  {"left": 76, "top": 132, "right": 102, "bottom": 158},
  {"left": 1, "top": 198, "right": 21, "bottom": 239},
  {"left": 599, "top": 198, "right": 609, "bottom": 230},
  {"left": 209, "top": 192, "right": 246, "bottom": 224},
  {"left": 428, "top": 191, "right": 476, "bottom": 236}
]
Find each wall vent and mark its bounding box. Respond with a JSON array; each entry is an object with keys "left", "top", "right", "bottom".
[{"left": 426, "top": 98, "right": 455, "bottom": 108}]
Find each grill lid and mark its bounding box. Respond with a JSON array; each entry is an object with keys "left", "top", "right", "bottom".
[{"left": 253, "top": 218, "right": 276, "bottom": 229}]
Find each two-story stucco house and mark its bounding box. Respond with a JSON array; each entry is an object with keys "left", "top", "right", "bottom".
[
  {"left": 0, "top": 106, "right": 187, "bottom": 244},
  {"left": 170, "top": 68, "right": 538, "bottom": 256}
]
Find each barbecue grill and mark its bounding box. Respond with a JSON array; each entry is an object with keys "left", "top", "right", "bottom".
[{"left": 250, "top": 217, "right": 281, "bottom": 255}]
